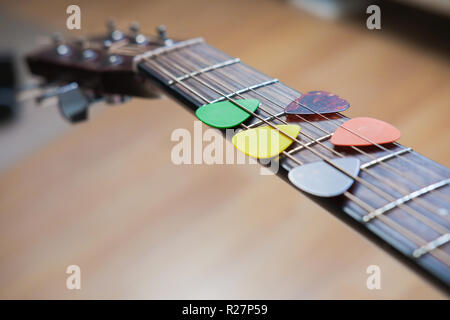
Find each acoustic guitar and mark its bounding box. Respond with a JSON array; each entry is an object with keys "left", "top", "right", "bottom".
[{"left": 25, "top": 22, "right": 450, "bottom": 291}]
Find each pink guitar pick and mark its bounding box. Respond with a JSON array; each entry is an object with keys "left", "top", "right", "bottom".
[{"left": 331, "top": 117, "right": 401, "bottom": 146}]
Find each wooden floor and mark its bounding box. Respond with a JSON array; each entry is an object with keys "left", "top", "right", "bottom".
[{"left": 0, "top": 0, "right": 449, "bottom": 299}]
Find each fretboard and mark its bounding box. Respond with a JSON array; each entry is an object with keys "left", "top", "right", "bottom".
[{"left": 136, "top": 38, "right": 450, "bottom": 290}]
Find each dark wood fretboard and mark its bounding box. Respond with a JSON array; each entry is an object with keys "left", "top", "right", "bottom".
[{"left": 136, "top": 38, "right": 450, "bottom": 290}]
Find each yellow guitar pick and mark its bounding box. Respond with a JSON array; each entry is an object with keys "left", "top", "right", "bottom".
[{"left": 232, "top": 124, "right": 300, "bottom": 159}]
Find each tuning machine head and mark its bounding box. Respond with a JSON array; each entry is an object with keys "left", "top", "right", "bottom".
[
  {"left": 52, "top": 32, "right": 71, "bottom": 56},
  {"left": 157, "top": 24, "right": 173, "bottom": 46},
  {"left": 25, "top": 23, "right": 169, "bottom": 123},
  {"left": 129, "top": 21, "right": 148, "bottom": 45},
  {"left": 75, "top": 36, "right": 97, "bottom": 60},
  {"left": 107, "top": 19, "right": 124, "bottom": 42},
  {"left": 102, "top": 39, "right": 122, "bottom": 65}
]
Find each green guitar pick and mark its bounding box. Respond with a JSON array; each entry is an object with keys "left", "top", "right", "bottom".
[{"left": 195, "top": 99, "right": 260, "bottom": 128}]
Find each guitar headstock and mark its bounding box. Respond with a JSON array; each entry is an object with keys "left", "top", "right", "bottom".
[{"left": 26, "top": 21, "right": 173, "bottom": 122}]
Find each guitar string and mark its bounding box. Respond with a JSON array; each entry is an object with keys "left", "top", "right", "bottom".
[
  {"left": 112, "top": 43, "right": 450, "bottom": 260},
  {"left": 142, "top": 56, "right": 450, "bottom": 264},
  {"left": 140, "top": 57, "right": 450, "bottom": 264},
  {"left": 159, "top": 51, "right": 449, "bottom": 234},
  {"left": 265, "top": 83, "right": 450, "bottom": 204},
  {"left": 118, "top": 43, "right": 450, "bottom": 205},
  {"left": 174, "top": 47, "right": 450, "bottom": 217},
  {"left": 113, "top": 43, "right": 450, "bottom": 227},
  {"left": 203, "top": 43, "right": 450, "bottom": 201},
  {"left": 174, "top": 47, "right": 450, "bottom": 220}
]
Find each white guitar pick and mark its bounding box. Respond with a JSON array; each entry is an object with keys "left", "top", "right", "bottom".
[{"left": 288, "top": 158, "right": 361, "bottom": 197}]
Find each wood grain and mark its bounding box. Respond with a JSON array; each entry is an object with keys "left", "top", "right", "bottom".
[{"left": 0, "top": 0, "right": 449, "bottom": 299}]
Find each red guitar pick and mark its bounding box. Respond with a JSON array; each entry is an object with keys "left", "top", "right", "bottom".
[{"left": 331, "top": 117, "right": 401, "bottom": 146}]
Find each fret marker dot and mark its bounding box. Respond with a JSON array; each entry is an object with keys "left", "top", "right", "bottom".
[
  {"left": 195, "top": 99, "right": 259, "bottom": 128},
  {"left": 232, "top": 124, "right": 300, "bottom": 159}
]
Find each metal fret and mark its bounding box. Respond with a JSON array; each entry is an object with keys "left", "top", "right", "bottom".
[
  {"left": 361, "top": 148, "right": 413, "bottom": 169},
  {"left": 167, "top": 58, "right": 240, "bottom": 85},
  {"left": 413, "top": 233, "right": 450, "bottom": 258},
  {"left": 208, "top": 79, "right": 279, "bottom": 104},
  {"left": 363, "top": 178, "right": 450, "bottom": 222},
  {"left": 133, "top": 38, "right": 204, "bottom": 69}
]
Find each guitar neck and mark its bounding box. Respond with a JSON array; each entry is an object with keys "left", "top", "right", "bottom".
[{"left": 136, "top": 38, "right": 450, "bottom": 290}]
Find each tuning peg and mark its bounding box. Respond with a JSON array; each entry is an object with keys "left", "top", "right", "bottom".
[
  {"left": 103, "top": 39, "right": 112, "bottom": 50},
  {"left": 52, "top": 32, "right": 70, "bottom": 56},
  {"left": 75, "top": 36, "right": 96, "bottom": 60},
  {"left": 129, "top": 21, "right": 139, "bottom": 34},
  {"left": 107, "top": 19, "right": 124, "bottom": 41},
  {"left": 103, "top": 39, "right": 122, "bottom": 65},
  {"left": 156, "top": 24, "right": 167, "bottom": 41},
  {"left": 75, "top": 36, "right": 87, "bottom": 50},
  {"left": 129, "top": 21, "right": 147, "bottom": 45},
  {"left": 157, "top": 24, "right": 173, "bottom": 46}
]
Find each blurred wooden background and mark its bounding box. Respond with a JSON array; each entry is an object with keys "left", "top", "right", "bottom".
[{"left": 0, "top": 0, "right": 449, "bottom": 299}]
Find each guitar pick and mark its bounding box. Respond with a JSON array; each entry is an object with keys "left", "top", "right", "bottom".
[
  {"left": 232, "top": 124, "right": 300, "bottom": 159},
  {"left": 285, "top": 91, "right": 350, "bottom": 115},
  {"left": 288, "top": 158, "right": 361, "bottom": 197},
  {"left": 195, "top": 99, "right": 260, "bottom": 128},
  {"left": 331, "top": 117, "right": 401, "bottom": 146}
]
